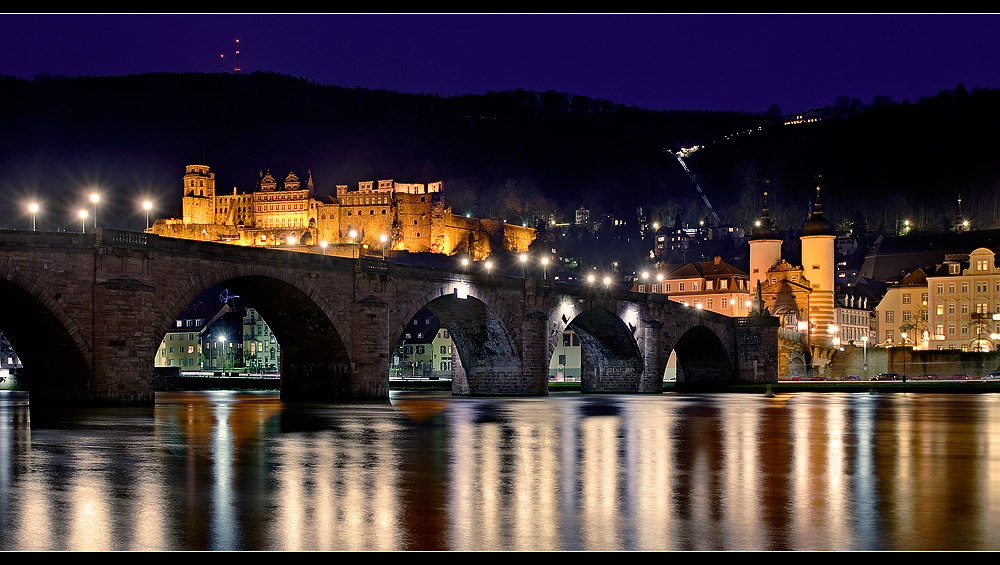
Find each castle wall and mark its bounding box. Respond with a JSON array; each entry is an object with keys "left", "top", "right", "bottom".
[{"left": 160, "top": 165, "right": 535, "bottom": 260}]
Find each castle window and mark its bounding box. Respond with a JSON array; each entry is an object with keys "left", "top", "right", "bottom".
[
  {"left": 382, "top": 209, "right": 387, "bottom": 214},
  {"left": 370, "top": 210, "right": 374, "bottom": 215}
]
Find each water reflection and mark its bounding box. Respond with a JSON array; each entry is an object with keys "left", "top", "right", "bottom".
[{"left": 0, "top": 389, "right": 999, "bottom": 550}]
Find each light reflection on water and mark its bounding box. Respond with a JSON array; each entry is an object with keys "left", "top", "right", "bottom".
[{"left": 1, "top": 389, "right": 999, "bottom": 551}]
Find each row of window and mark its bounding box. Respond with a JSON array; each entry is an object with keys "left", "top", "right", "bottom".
[
  {"left": 932, "top": 280, "right": 1000, "bottom": 294},
  {"left": 402, "top": 345, "right": 453, "bottom": 355}
]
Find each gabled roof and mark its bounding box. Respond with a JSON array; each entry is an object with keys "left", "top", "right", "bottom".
[{"left": 860, "top": 229, "right": 1000, "bottom": 283}]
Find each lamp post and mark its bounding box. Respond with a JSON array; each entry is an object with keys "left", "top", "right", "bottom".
[
  {"left": 218, "top": 335, "right": 226, "bottom": 371},
  {"left": 541, "top": 257, "right": 549, "bottom": 280},
  {"left": 461, "top": 257, "right": 469, "bottom": 273},
  {"left": 900, "top": 331, "right": 908, "bottom": 381},
  {"left": 485, "top": 261, "right": 493, "bottom": 275},
  {"left": 349, "top": 229, "right": 358, "bottom": 259},
  {"left": 519, "top": 253, "right": 527, "bottom": 278},
  {"left": 379, "top": 234, "right": 388, "bottom": 260},
  {"left": 89, "top": 192, "right": 100, "bottom": 229},
  {"left": 28, "top": 202, "right": 38, "bottom": 231},
  {"left": 320, "top": 240, "right": 328, "bottom": 255},
  {"left": 79, "top": 209, "right": 88, "bottom": 233},
  {"left": 861, "top": 334, "right": 868, "bottom": 378},
  {"left": 143, "top": 200, "right": 152, "bottom": 231}
]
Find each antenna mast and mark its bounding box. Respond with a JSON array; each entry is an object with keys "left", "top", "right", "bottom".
[{"left": 234, "top": 39, "right": 241, "bottom": 73}]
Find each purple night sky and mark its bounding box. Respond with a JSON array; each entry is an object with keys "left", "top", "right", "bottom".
[{"left": 2, "top": 13, "right": 999, "bottom": 114}]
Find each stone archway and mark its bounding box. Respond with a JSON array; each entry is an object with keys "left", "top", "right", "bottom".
[
  {"left": 0, "top": 276, "right": 93, "bottom": 403},
  {"left": 162, "top": 272, "right": 356, "bottom": 401},
  {"left": 563, "top": 308, "right": 644, "bottom": 393},
  {"left": 671, "top": 325, "right": 733, "bottom": 384}
]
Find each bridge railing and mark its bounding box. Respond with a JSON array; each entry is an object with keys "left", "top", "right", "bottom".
[
  {"left": 95, "top": 228, "right": 154, "bottom": 249},
  {"left": 359, "top": 257, "right": 388, "bottom": 274}
]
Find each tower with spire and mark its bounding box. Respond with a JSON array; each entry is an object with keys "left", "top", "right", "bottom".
[
  {"left": 748, "top": 191, "right": 782, "bottom": 291},
  {"left": 800, "top": 181, "right": 837, "bottom": 350},
  {"left": 954, "top": 194, "right": 968, "bottom": 233}
]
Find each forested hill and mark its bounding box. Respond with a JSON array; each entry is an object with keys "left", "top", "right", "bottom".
[{"left": 0, "top": 70, "right": 997, "bottom": 237}]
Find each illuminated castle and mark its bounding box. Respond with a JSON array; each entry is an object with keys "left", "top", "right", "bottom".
[{"left": 151, "top": 164, "right": 534, "bottom": 259}]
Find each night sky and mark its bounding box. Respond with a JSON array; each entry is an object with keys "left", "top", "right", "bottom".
[{"left": 3, "top": 13, "right": 999, "bottom": 114}]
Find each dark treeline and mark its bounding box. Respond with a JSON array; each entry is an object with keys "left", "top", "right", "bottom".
[{"left": 1, "top": 71, "right": 998, "bottom": 243}]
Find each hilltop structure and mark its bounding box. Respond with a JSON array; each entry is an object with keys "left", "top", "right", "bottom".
[{"left": 151, "top": 164, "right": 534, "bottom": 260}]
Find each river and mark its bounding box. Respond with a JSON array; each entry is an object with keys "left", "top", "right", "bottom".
[{"left": 1, "top": 389, "right": 998, "bottom": 551}]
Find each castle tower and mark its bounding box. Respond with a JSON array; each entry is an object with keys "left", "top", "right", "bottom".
[
  {"left": 182, "top": 164, "right": 216, "bottom": 225},
  {"left": 748, "top": 191, "right": 782, "bottom": 291},
  {"left": 260, "top": 170, "right": 277, "bottom": 192},
  {"left": 285, "top": 169, "right": 300, "bottom": 191},
  {"left": 799, "top": 183, "right": 837, "bottom": 349}
]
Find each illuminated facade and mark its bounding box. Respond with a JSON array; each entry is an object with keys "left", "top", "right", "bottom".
[
  {"left": 926, "top": 248, "right": 1000, "bottom": 351},
  {"left": 631, "top": 256, "right": 752, "bottom": 317},
  {"left": 152, "top": 164, "right": 534, "bottom": 260}
]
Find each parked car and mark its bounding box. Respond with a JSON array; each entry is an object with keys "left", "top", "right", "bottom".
[
  {"left": 912, "top": 373, "right": 938, "bottom": 380},
  {"left": 874, "top": 373, "right": 900, "bottom": 381},
  {"left": 983, "top": 372, "right": 1000, "bottom": 380},
  {"left": 842, "top": 375, "right": 861, "bottom": 381}
]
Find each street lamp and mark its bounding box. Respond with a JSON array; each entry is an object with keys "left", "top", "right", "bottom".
[
  {"left": 218, "top": 335, "right": 227, "bottom": 370},
  {"left": 349, "top": 229, "right": 358, "bottom": 259},
  {"left": 143, "top": 200, "right": 152, "bottom": 231},
  {"left": 379, "top": 233, "right": 388, "bottom": 260},
  {"left": 28, "top": 202, "right": 38, "bottom": 231},
  {"left": 78, "top": 209, "right": 88, "bottom": 233},
  {"left": 461, "top": 257, "right": 469, "bottom": 273},
  {"left": 89, "top": 192, "right": 100, "bottom": 229},
  {"left": 541, "top": 257, "right": 549, "bottom": 280},
  {"left": 519, "top": 253, "right": 527, "bottom": 277},
  {"left": 320, "top": 240, "right": 328, "bottom": 255},
  {"left": 587, "top": 274, "right": 596, "bottom": 284},
  {"left": 900, "top": 331, "right": 908, "bottom": 381},
  {"left": 603, "top": 276, "right": 611, "bottom": 289},
  {"left": 861, "top": 334, "right": 869, "bottom": 378},
  {"left": 485, "top": 261, "right": 493, "bottom": 275}
]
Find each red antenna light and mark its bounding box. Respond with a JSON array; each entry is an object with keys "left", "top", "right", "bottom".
[
  {"left": 234, "top": 38, "right": 241, "bottom": 73},
  {"left": 220, "top": 53, "right": 225, "bottom": 72}
]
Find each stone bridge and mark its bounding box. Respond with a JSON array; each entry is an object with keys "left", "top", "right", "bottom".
[{"left": 0, "top": 229, "right": 778, "bottom": 406}]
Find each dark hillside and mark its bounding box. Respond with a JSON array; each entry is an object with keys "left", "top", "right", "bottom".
[
  {"left": 0, "top": 71, "right": 756, "bottom": 232},
  {"left": 2, "top": 71, "right": 1000, "bottom": 246}
]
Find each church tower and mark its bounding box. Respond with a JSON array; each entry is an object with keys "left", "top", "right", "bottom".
[
  {"left": 748, "top": 191, "right": 782, "bottom": 291},
  {"left": 182, "top": 164, "right": 216, "bottom": 225},
  {"left": 799, "top": 183, "right": 837, "bottom": 349}
]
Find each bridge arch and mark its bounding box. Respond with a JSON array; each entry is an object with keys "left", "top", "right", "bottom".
[
  {"left": 399, "top": 292, "right": 523, "bottom": 395},
  {"left": 163, "top": 266, "right": 354, "bottom": 401},
  {"left": 0, "top": 268, "right": 92, "bottom": 400},
  {"left": 669, "top": 324, "right": 733, "bottom": 384},
  {"left": 552, "top": 307, "right": 644, "bottom": 393}
]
